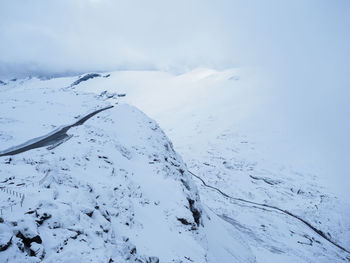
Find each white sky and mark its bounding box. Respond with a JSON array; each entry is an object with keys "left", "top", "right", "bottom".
[{"left": 0, "top": 1, "right": 349, "bottom": 76}]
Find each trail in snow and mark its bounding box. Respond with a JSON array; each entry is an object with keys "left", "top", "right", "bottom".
[
  {"left": 0, "top": 105, "right": 113, "bottom": 157},
  {"left": 188, "top": 170, "right": 350, "bottom": 255}
]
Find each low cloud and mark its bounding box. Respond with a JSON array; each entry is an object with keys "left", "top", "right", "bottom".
[{"left": 1, "top": 0, "right": 349, "bottom": 197}]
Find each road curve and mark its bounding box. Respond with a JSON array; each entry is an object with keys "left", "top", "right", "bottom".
[
  {"left": 188, "top": 170, "right": 350, "bottom": 255},
  {"left": 0, "top": 105, "right": 113, "bottom": 157}
]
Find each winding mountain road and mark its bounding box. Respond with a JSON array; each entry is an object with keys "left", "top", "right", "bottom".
[
  {"left": 0, "top": 105, "right": 113, "bottom": 157},
  {"left": 1, "top": 103, "right": 348, "bottom": 257},
  {"left": 188, "top": 170, "right": 350, "bottom": 255}
]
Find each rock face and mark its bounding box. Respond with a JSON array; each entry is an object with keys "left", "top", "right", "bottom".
[
  {"left": 70, "top": 73, "right": 101, "bottom": 87},
  {"left": 0, "top": 77, "right": 255, "bottom": 263}
]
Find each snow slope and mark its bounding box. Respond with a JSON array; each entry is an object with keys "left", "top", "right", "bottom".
[
  {"left": 1, "top": 69, "right": 349, "bottom": 262},
  {"left": 70, "top": 69, "right": 350, "bottom": 263},
  {"left": 0, "top": 76, "right": 255, "bottom": 262}
]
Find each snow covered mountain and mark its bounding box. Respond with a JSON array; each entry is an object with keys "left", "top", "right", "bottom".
[
  {"left": 0, "top": 75, "right": 254, "bottom": 262},
  {"left": 0, "top": 69, "right": 349, "bottom": 263}
]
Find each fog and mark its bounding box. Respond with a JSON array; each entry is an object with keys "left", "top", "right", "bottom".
[{"left": 0, "top": 0, "right": 349, "bottom": 198}]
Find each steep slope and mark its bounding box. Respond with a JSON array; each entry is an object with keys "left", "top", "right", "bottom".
[
  {"left": 71, "top": 69, "right": 350, "bottom": 262},
  {"left": 0, "top": 77, "right": 255, "bottom": 262}
]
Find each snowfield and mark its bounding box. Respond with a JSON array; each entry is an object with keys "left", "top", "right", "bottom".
[
  {"left": 0, "top": 69, "right": 349, "bottom": 263},
  {"left": 0, "top": 75, "right": 254, "bottom": 262}
]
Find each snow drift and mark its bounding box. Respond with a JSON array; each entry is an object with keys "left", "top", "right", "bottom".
[{"left": 0, "top": 76, "right": 255, "bottom": 262}]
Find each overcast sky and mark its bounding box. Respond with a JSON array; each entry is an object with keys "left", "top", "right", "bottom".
[
  {"left": 1, "top": 0, "right": 349, "bottom": 197},
  {"left": 1, "top": 0, "right": 347, "bottom": 76}
]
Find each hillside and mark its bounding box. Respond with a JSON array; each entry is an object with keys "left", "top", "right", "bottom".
[
  {"left": 0, "top": 76, "right": 254, "bottom": 263},
  {"left": 70, "top": 69, "right": 350, "bottom": 262}
]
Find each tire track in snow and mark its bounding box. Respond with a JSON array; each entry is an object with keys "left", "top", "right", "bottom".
[{"left": 188, "top": 170, "right": 350, "bottom": 255}]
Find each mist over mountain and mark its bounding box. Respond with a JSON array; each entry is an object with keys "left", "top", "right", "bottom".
[{"left": 0, "top": 1, "right": 349, "bottom": 262}]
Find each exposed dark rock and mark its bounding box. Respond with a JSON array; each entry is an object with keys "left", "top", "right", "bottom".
[
  {"left": 184, "top": 256, "right": 194, "bottom": 262},
  {"left": 102, "top": 211, "right": 111, "bottom": 222},
  {"left": 36, "top": 213, "right": 52, "bottom": 225},
  {"left": 85, "top": 210, "right": 94, "bottom": 217},
  {"left": 98, "top": 90, "right": 117, "bottom": 99},
  {"left": 177, "top": 217, "right": 192, "bottom": 225},
  {"left": 249, "top": 175, "right": 281, "bottom": 185},
  {"left": 25, "top": 210, "right": 38, "bottom": 215},
  {"left": 0, "top": 237, "right": 12, "bottom": 252},
  {"left": 70, "top": 230, "right": 82, "bottom": 240},
  {"left": 146, "top": 256, "right": 160, "bottom": 263},
  {"left": 187, "top": 199, "right": 201, "bottom": 226},
  {"left": 130, "top": 246, "right": 136, "bottom": 255},
  {"left": 181, "top": 179, "right": 191, "bottom": 191},
  {"left": 16, "top": 232, "right": 42, "bottom": 248},
  {"left": 70, "top": 73, "right": 101, "bottom": 87}
]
